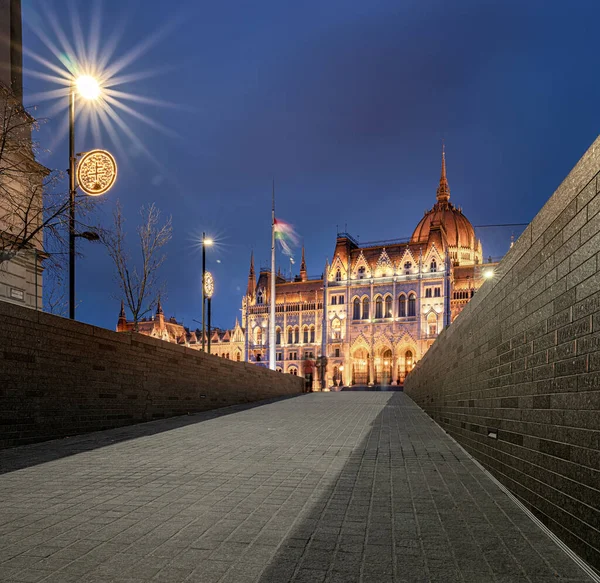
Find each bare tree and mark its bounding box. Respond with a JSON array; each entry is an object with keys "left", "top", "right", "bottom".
[{"left": 101, "top": 200, "right": 172, "bottom": 329}]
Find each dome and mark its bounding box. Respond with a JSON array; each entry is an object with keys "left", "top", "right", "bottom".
[
  {"left": 411, "top": 203, "right": 476, "bottom": 249},
  {"left": 410, "top": 147, "right": 476, "bottom": 251}
]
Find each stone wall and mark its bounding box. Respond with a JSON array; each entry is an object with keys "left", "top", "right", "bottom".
[
  {"left": 0, "top": 301, "right": 303, "bottom": 449},
  {"left": 405, "top": 138, "right": 600, "bottom": 570}
]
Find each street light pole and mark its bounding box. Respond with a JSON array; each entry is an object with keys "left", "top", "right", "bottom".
[{"left": 68, "top": 83, "right": 76, "bottom": 319}]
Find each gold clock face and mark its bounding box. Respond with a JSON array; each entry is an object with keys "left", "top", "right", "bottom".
[
  {"left": 76, "top": 149, "right": 117, "bottom": 196},
  {"left": 204, "top": 271, "right": 215, "bottom": 298}
]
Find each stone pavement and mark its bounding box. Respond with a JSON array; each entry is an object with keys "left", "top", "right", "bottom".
[{"left": 0, "top": 393, "right": 594, "bottom": 583}]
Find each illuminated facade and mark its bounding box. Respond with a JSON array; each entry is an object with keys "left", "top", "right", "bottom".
[{"left": 220, "top": 149, "right": 498, "bottom": 387}]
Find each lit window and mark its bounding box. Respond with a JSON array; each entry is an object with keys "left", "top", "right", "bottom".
[
  {"left": 375, "top": 297, "right": 383, "bottom": 319},
  {"left": 362, "top": 297, "right": 370, "bottom": 320},
  {"left": 276, "top": 328, "right": 281, "bottom": 344},
  {"left": 335, "top": 269, "right": 341, "bottom": 282},
  {"left": 398, "top": 295, "right": 406, "bottom": 317},
  {"left": 385, "top": 296, "right": 392, "bottom": 318},
  {"left": 353, "top": 298, "right": 361, "bottom": 320},
  {"left": 408, "top": 293, "right": 416, "bottom": 317},
  {"left": 430, "top": 260, "right": 437, "bottom": 272}
]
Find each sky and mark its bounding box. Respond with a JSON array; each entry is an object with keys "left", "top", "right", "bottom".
[{"left": 20, "top": 0, "right": 600, "bottom": 332}]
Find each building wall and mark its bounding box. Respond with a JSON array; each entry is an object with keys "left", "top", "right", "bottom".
[
  {"left": 404, "top": 137, "right": 600, "bottom": 569},
  {"left": 0, "top": 300, "right": 303, "bottom": 449}
]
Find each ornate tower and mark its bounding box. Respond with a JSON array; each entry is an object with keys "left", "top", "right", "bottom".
[
  {"left": 246, "top": 251, "right": 256, "bottom": 297},
  {"left": 300, "top": 246, "right": 307, "bottom": 282},
  {"left": 116, "top": 300, "right": 127, "bottom": 331}
]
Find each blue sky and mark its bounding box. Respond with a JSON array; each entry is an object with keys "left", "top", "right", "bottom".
[{"left": 21, "top": 0, "right": 600, "bottom": 331}]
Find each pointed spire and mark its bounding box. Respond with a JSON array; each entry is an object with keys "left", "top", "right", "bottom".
[
  {"left": 247, "top": 251, "right": 256, "bottom": 297},
  {"left": 300, "top": 246, "right": 307, "bottom": 281},
  {"left": 436, "top": 142, "right": 451, "bottom": 204},
  {"left": 119, "top": 299, "right": 125, "bottom": 319},
  {"left": 156, "top": 297, "right": 163, "bottom": 315}
]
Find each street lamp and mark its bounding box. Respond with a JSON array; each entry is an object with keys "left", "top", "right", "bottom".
[
  {"left": 68, "top": 75, "right": 100, "bottom": 320},
  {"left": 201, "top": 233, "right": 214, "bottom": 351}
]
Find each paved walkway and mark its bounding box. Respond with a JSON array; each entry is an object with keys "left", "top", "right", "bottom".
[{"left": 0, "top": 393, "right": 593, "bottom": 583}]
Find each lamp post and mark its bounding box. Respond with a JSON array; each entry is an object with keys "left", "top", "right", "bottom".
[
  {"left": 204, "top": 271, "right": 214, "bottom": 354},
  {"left": 68, "top": 75, "right": 101, "bottom": 320},
  {"left": 201, "top": 233, "right": 214, "bottom": 352}
]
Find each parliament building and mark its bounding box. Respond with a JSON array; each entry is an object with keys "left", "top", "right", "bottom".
[{"left": 118, "top": 150, "right": 497, "bottom": 388}]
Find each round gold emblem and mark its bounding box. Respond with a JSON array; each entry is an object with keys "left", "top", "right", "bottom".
[
  {"left": 76, "top": 149, "right": 117, "bottom": 196},
  {"left": 204, "top": 271, "right": 215, "bottom": 298}
]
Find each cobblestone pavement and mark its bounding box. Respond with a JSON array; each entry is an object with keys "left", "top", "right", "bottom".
[{"left": 0, "top": 393, "right": 594, "bottom": 583}]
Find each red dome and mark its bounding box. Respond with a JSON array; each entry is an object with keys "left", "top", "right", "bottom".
[{"left": 411, "top": 202, "right": 476, "bottom": 249}]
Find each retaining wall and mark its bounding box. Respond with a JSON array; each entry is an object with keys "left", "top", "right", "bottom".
[
  {"left": 405, "top": 137, "right": 600, "bottom": 570},
  {"left": 0, "top": 301, "right": 303, "bottom": 449}
]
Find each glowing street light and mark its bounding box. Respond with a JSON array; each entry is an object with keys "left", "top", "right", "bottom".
[
  {"left": 75, "top": 75, "right": 101, "bottom": 100},
  {"left": 483, "top": 269, "right": 494, "bottom": 279}
]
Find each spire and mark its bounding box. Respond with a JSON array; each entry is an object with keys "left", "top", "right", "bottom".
[
  {"left": 300, "top": 246, "right": 307, "bottom": 282},
  {"left": 247, "top": 251, "right": 256, "bottom": 296},
  {"left": 156, "top": 297, "right": 163, "bottom": 315},
  {"left": 436, "top": 142, "right": 451, "bottom": 204},
  {"left": 119, "top": 299, "right": 125, "bottom": 319}
]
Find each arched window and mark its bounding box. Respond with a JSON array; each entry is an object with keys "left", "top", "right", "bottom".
[
  {"left": 434, "top": 287, "right": 441, "bottom": 298},
  {"left": 430, "top": 260, "right": 437, "bottom": 272},
  {"left": 408, "top": 293, "right": 416, "bottom": 317},
  {"left": 303, "top": 326, "right": 309, "bottom": 344},
  {"left": 353, "top": 298, "right": 361, "bottom": 320},
  {"left": 310, "top": 325, "right": 315, "bottom": 343},
  {"left": 375, "top": 297, "right": 383, "bottom": 319},
  {"left": 398, "top": 295, "right": 406, "bottom": 317},
  {"left": 405, "top": 350, "right": 413, "bottom": 370},
  {"left": 358, "top": 266, "right": 366, "bottom": 279},
  {"left": 335, "top": 269, "right": 341, "bottom": 282},
  {"left": 287, "top": 327, "right": 293, "bottom": 344},
  {"left": 276, "top": 327, "right": 281, "bottom": 345},
  {"left": 254, "top": 327, "right": 262, "bottom": 345},
  {"left": 425, "top": 288, "right": 432, "bottom": 298},
  {"left": 294, "top": 326, "right": 299, "bottom": 344},
  {"left": 288, "top": 366, "right": 298, "bottom": 376},
  {"left": 257, "top": 290, "right": 263, "bottom": 304},
  {"left": 236, "top": 352, "right": 241, "bottom": 361},
  {"left": 362, "top": 297, "right": 370, "bottom": 320},
  {"left": 427, "top": 312, "right": 437, "bottom": 336},
  {"left": 385, "top": 296, "right": 392, "bottom": 318}
]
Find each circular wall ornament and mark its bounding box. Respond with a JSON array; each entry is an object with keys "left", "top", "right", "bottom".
[
  {"left": 76, "top": 149, "right": 117, "bottom": 196},
  {"left": 204, "top": 271, "right": 214, "bottom": 298}
]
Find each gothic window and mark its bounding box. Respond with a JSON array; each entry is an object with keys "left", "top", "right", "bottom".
[
  {"left": 257, "top": 290, "right": 263, "bottom": 304},
  {"left": 288, "top": 366, "right": 298, "bottom": 376},
  {"left": 294, "top": 326, "right": 300, "bottom": 344},
  {"left": 287, "top": 327, "right": 293, "bottom": 344},
  {"left": 408, "top": 293, "right": 416, "bottom": 317},
  {"left": 358, "top": 266, "right": 366, "bottom": 279},
  {"left": 303, "top": 326, "right": 309, "bottom": 344},
  {"left": 362, "top": 297, "right": 370, "bottom": 320},
  {"left": 310, "top": 325, "right": 315, "bottom": 343},
  {"left": 254, "top": 327, "right": 262, "bottom": 345},
  {"left": 434, "top": 287, "right": 441, "bottom": 297},
  {"left": 339, "top": 295, "right": 345, "bottom": 305},
  {"left": 427, "top": 312, "right": 437, "bottom": 336},
  {"left": 375, "top": 297, "right": 383, "bottom": 319},
  {"left": 385, "top": 296, "right": 392, "bottom": 318},
  {"left": 430, "top": 260, "right": 437, "bottom": 272},
  {"left": 398, "top": 294, "right": 406, "bottom": 317},
  {"left": 425, "top": 288, "right": 432, "bottom": 298},
  {"left": 335, "top": 269, "right": 342, "bottom": 282},
  {"left": 405, "top": 350, "right": 413, "bottom": 369},
  {"left": 404, "top": 261, "right": 412, "bottom": 273},
  {"left": 331, "top": 295, "right": 337, "bottom": 305},
  {"left": 276, "top": 327, "right": 281, "bottom": 345},
  {"left": 353, "top": 298, "right": 361, "bottom": 320}
]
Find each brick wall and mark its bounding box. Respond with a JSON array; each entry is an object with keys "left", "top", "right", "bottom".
[
  {"left": 405, "top": 138, "right": 600, "bottom": 570},
  {"left": 0, "top": 301, "right": 303, "bottom": 449}
]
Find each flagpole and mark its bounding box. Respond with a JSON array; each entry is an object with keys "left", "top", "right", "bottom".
[{"left": 269, "top": 180, "right": 276, "bottom": 370}]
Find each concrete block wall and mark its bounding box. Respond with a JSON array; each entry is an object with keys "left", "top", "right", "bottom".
[
  {"left": 0, "top": 301, "right": 303, "bottom": 449},
  {"left": 404, "top": 137, "right": 600, "bottom": 570}
]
